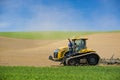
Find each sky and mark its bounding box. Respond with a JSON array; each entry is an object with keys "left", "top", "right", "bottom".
[{"left": 0, "top": 0, "right": 120, "bottom": 31}]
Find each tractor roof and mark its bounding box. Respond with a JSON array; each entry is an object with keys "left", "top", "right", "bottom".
[{"left": 71, "top": 36, "right": 88, "bottom": 40}]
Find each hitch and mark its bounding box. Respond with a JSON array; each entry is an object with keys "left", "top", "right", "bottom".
[{"left": 49, "top": 55, "right": 54, "bottom": 61}]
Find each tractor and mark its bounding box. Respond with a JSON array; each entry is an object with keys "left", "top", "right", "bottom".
[{"left": 49, "top": 37, "right": 100, "bottom": 66}]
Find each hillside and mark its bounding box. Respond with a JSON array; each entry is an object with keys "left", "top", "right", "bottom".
[{"left": 0, "top": 32, "right": 120, "bottom": 66}]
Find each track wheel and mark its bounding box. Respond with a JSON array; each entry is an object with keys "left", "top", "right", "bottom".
[
  {"left": 68, "top": 59, "right": 76, "bottom": 66},
  {"left": 87, "top": 54, "right": 99, "bottom": 65}
]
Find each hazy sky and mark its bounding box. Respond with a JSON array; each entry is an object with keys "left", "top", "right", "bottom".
[{"left": 0, "top": 0, "right": 120, "bottom": 31}]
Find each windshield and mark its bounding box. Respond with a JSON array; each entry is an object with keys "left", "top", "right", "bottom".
[
  {"left": 74, "top": 39, "right": 86, "bottom": 51},
  {"left": 75, "top": 40, "right": 84, "bottom": 46}
]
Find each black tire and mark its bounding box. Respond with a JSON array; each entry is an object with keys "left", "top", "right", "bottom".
[
  {"left": 68, "top": 59, "right": 76, "bottom": 66},
  {"left": 62, "top": 56, "right": 67, "bottom": 66},
  {"left": 87, "top": 54, "right": 99, "bottom": 65},
  {"left": 63, "top": 61, "right": 67, "bottom": 66}
]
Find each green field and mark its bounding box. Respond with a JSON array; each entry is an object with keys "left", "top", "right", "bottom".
[
  {"left": 0, "top": 31, "right": 120, "bottom": 40},
  {"left": 0, "top": 31, "right": 100, "bottom": 40},
  {"left": 0, "top": 66, "right": 120, "bottom": 80}
]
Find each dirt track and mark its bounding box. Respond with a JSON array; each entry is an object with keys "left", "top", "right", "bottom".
[{"left": 0, "top": 33, "right": 120, "bottom": 66}]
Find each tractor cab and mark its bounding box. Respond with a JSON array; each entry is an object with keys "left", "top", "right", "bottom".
[{"left": 71, "top": 37, "right": 88, "bottom": 52}]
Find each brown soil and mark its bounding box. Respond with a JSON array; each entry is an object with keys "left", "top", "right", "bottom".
[{"left": 0, "top": 33, "right": 120, "bottom": 66}]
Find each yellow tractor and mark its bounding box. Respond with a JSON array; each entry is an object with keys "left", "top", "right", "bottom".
[{"left": 49, "top": 37, "right": 100, "bottom": 66}]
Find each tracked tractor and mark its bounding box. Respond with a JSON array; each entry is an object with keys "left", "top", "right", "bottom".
[{"left": 49, "top": 37, "right": 100, "bottom": 66}]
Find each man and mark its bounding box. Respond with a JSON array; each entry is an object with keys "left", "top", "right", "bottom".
[
  {"left": 72, "top": 39, "right": 77, "bottom": 53},
  {"left": 68, "top": 38, "right": 73, "bottom": 56}
]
